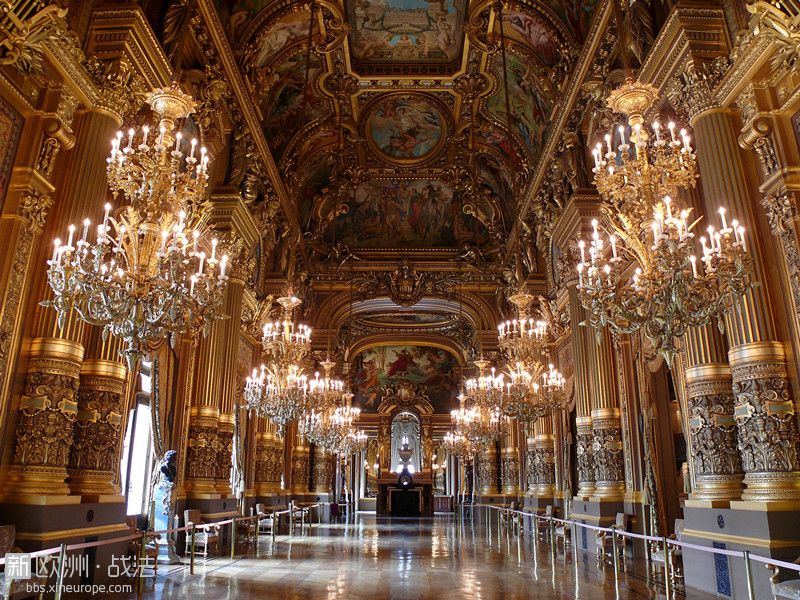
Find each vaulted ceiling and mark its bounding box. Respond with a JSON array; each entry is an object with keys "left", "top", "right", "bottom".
[{"left": 210, "top": 0, "right": 596, "bottom": 261}]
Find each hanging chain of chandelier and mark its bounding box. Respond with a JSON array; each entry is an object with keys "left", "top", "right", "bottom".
[
  {"left": 44, "top": 84, "right": 229, "bottom": 368},
  {"left": 575, "top": 80, "right": 753, "bottom": 366}
]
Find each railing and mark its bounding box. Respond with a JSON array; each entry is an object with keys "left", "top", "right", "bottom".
[
  {"left": 0, "top": 502, "right": 343, "bottom": 599},
  {"left": 462, "top": 503, "right": 800, "bottom": 600}
]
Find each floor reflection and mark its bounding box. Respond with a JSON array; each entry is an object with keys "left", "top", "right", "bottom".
[{"left": 115, "top": 513, "right": 718, "bottom": 599}]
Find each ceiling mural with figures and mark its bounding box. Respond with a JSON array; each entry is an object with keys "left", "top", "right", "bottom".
[
  {"left": 329, "top": 179, "right": 488, "bottom": 248},
  {"left": 351, "top": 345, "right": 461, "bottom": 413},
  {"left": 346, "top": 0, "right": 467, "bottom": 73}
]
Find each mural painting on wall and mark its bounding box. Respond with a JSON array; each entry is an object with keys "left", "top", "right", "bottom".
[
  {"left": 347, "top": 0, "right": 466, "bottom": 63},
  {"left": 487, "top": 51, "right": 551, "bottom": 161},
  {"left": 352, "top": 345, "right": 460, "bottom": 412},
  {"left": 258, "top": 51, "right": 325, "bottom": 159},
  {"left": 366, "top": 94, "right": 445, "bottom": 162},
  {"left": 0, "top": 96, "right": 22, "bottom": 209},
  {"left": 330, "top": 179, "right": 488, "bottom": 247}
]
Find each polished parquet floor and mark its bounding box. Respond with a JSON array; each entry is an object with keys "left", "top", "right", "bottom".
[{"left": 125, "top": 513, "right": 718, "bottom": 599}]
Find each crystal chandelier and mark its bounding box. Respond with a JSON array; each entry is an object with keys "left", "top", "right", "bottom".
[
  {"left": 500, "top": 361, "right": 567, "bottom": 421},
  {"left": 300, "top": 391, "right": 365, "bottom": 455},
  {"left": 306, "top": 358, "right": 345, "bottom": 412},
  {"left": 463, "top": 358, "right": 505, "bottom": 410},
  {"left": 44, "top": 84, "right": 227, "bottom": 368},
  {"left": 443, "top": 430, "right": 475, "bottom": 460},
  {"left": 577, "top": 80, "right": 753, "bottom": 364},
  {"left": 243, "top": 363, "right": 309, "bottom": 435},
  {"left": 261, "top": 295, "right": 312, "bottom": 369},
  {"left": 497, "top": 290, "right": 548, "bottom": 369},
  {"left": 451, "top": 390, "right": 506, "bottom": 450}
]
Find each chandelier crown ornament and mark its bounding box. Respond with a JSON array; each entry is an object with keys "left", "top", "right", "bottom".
[
  {"left": 44, "top": 84, "right": 228, "bottom": 368},
  {"left": 576, "top": 79, "right": 754, "bottom": 366}
]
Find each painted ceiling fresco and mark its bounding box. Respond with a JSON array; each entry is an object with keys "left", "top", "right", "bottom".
[
  {"left": 351, "top": 345, "right": 460, "bottom": 413},
  {"left": 365, "top": 94, "right": 446, "bottom": 163},
  {"left": 329, "top": 179, "right": 488, "bottom": 248},
  {"left": 346, "top": 0, "right": 467, "bottom": 69},
  {"left": 221, "top": 0, "right": 598, "bottom": 255},
  {"left": 486, "top": 48, "right": 553, "bottom": 162}
]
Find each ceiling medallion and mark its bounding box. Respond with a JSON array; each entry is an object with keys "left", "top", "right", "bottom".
[{"left": 363, "top": 92, "right": 448, "bottom": 165}]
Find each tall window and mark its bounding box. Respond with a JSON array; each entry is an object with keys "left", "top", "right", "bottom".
[{"left": 120, "top": 361, "right": 154, "bottom": 516}]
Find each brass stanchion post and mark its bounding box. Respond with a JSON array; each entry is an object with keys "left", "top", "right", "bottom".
[{"left": 190, "top": 524, "right": 196, "bottom": 575}]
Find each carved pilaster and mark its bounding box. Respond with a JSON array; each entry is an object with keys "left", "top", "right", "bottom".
[
  {"left": 254, "top": 430, "right": 283, "bottom": 495},
  {"left": 5, "top": 338, "right": 83, "bottom": 497},
  {"left": 761, "top": 189, "right": 800, "bottom": 324},
  {"left": 500, "top": 446, "right": 520, "bottom": 496},
  {"left": 686, "top": 365, "right": 743, "bottom": 500},
  {"left": 476, "top": 444, "right": 499, "bottom": 496},
  {"left": 312, "top": 445, "right": 334, "bottom": 494},
  {"left": 290, "top": 442, "right": 311, "bottom": 495},
  {"left": 666, "top": 61, "right": 725, "bottom": 125},
  {"left": 67, "top": 360, "right": 127, "bottom": 497},
  {"left": 527, "top": 435, "right": 555, "bottom": 498},
  {"left": 575, "top": 416, "right": 595, "bottom": 497},
  {"left": 730, "top": 343, "right": 800, "bottom": 500},
  {"left": 591, "top": 409, "right": 625, "bottom": 500},
  {"left": 184, "top": 414, "right": 221, "bottom": 498},
  {"left": 214, "top": 420, "right": 233, "bottom": 496}
]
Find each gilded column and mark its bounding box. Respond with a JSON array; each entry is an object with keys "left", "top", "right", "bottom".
[
  {"left": 552, "top": 200, "right": 598, "bottom": 498},
  {"left": 589, "top": 327, "right": 625, "bottom": 500},
  {"left": 5, "top": 100, "right": 120, "bottom": 498},
  {"left": 67, "top": 331, "right": 128, "bottom": 497},
  {"left": 290, "top": 429, "right": 311, "bottom": 495},
  {"left": 527, "top": 417, "right": 556, "bottom": 498},
  {"left": 684, "top": 325, "right": 743, "bottom": 500},
  {"left": 477, "top": 442, "right": 499, "bottom": 496},
  {"left": 312, "top": 444, "right": 333, "bottom": 495},
  {"left": 501, "top": 424, "right": 520, "bottom": 496},
  {"left": 671, "top": 82, "right": 800, "bottom": 500},
  {"left": 254, "top": 419, "right": 283, "bottom": 496}
]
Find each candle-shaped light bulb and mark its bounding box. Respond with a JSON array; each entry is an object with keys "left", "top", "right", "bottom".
[
  {"left": 220, "top": 255, "right": 228, "bottom": 279},
  {"left": 190, "top": 138, "right": 197, "bottom": 158},
  {"left": 618, "top": 125, "right": 626, "bottom": 146},
  {"left": 578, "top": 239, "right": 586, "bottom": 263},
  {"left": 103, "top": 203, "right": 111, "bottom": 229},
  {"left": 738, "top": 226, "right": 746, "bottom": 251},
  {"left": 52, "top": 238, "right": 61, "bottom": 262},
  {"left": 605, "top": 133, "right": 612, "bottom": 154},
  {"left": 668, "top": 121, "right": 676, "bottom": 142},
  {"left": 719, "top": 207, "right": 728, "bottom": 231},
  {"left": 653, "top": 120, "right": 661, "bottom": 142},
  {"left": 211, "top": 238, "right": 218, "bottom": 261},
  {"left": 609, "top": 234, "right": 618, "bottom": 259},
  {"left": 127, "top": 128, "right": 134, "bottom": 150},
  {"left": 190, "top": 274, "right": 197, "bottom": 295},
  {"left": 81, "top": 218, "right": 90, "bottom": 242},
  {"left": 689, "top": 255, "right": 698, "bottom": 278},
  {"left": 174, "top": 131, "right": 182, "bottom": 152},
  {"left": 67, "top": 224, "right": 75, "bottom": 248},
  {"left": 142, "top": 125, "right": 149, "bottom": 146}
]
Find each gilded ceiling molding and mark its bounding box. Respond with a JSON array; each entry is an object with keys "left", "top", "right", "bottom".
[
  {"left": 505, "top": 0, "right": 612, "bottom": 253},
  {"left": 195, "top": 0, "right": 304, "bottom": 247}
]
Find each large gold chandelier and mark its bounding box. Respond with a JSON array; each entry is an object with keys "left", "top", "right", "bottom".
[
  {"left": 443, "top": 430, "right": 476, "bottom": 460},
  {"left": 452, "top": 388, "right": 506, "bottom": 449},
  {"left": 244, "top": 363, "right": 309, "bottom": 434},
  {"left": 44, "top": 84, "right": 227, "bottom": 368},
  {"left": 243, "top": 295, "right": 315, "bottom": 432},
  {"left": 300, "top": 391, "right": 366, "bottom": 455},
  {"left": 495, "top": 292, "right": 567, "bottom": 418},
  {"left": 577, "top": 80, "right": 753, "bottom": 365}
]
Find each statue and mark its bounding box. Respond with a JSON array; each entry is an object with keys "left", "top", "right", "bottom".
[{"left": 156, "top": 449, "right": 180, "bottom": 562}]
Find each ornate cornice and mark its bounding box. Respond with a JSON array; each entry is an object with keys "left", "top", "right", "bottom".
[{"left": 195, "top": 0, "right": 303, "bottom": 254}]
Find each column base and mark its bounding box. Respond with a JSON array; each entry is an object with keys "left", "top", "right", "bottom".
[
  {"left": 66, "top": 469, "right": 121, "bottom": 497},
  {"left": 691, "top": 473, "right": 745, "bottom": 501},
  {"left": 3, "top": 466, "right": 72, "bottom": 497},
  {"left": 741, "top": 471, "right": 800, "bottom": 501}
]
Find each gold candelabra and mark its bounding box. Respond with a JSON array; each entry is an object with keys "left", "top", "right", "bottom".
[
  {"left": 577, "top": 80, "right": 753, "bottom": 365},
  {"left": 44, "top": 84, "right": 226, "bottom": 368}
]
